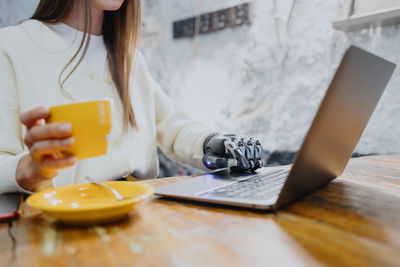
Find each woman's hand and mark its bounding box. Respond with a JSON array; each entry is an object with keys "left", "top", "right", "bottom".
[{"left": 16, "top": 106, "right": 77, "bottom": 191}]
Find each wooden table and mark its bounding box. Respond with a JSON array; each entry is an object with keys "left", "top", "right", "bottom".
[{"left": 1, "top": 155, "right": 400, "bottom": 267}]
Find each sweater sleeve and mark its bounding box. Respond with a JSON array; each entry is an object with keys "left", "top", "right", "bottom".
[
  {"left": 0, "top": 51, "right": 31, "bottom": 194},
  {"left": 136, "top": 52, "right": 216, "bottom": 170}
]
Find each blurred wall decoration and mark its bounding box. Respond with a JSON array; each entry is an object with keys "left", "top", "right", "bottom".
[{"left": 1, "top": 0, "right": 399, "bottom": 176}]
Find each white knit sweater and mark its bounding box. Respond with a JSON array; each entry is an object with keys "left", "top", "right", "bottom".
[{"left": 0, "top": 19, "right": 213, "bottom": 193}]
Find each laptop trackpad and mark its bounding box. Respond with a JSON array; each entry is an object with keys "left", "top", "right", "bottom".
[{"left": 155, "top": 170, "right": 260, "bottom": 196}]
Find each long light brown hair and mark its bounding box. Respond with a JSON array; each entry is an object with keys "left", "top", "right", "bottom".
[{"left": 32, "top": 0, "right": 141, "bottom": 131}]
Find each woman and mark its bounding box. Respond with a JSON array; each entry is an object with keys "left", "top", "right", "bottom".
[{"left": 0, "top": 0, "right": 262, "bottom": 193}]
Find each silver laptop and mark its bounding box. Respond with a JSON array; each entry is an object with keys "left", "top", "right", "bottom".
[{"left": 155, "top": 46, "right": 396, "bottom": 210}]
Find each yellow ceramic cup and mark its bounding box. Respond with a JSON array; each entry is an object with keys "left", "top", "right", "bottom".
[{"left": 48, "top": 99, "right": 112, "bottom": 160}]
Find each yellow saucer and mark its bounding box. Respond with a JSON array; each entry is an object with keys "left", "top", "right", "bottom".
[{"left": 27, "top": 181, "right": 153, "bottom": 224}]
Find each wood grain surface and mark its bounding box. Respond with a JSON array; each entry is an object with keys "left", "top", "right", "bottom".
[{"left": 1, "top": 155, "right": 400, "bottom": 267}]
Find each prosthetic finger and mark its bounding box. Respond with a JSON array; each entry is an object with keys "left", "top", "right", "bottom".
[
  {"left": 224, "top": 140, "right": 251, "bottom": 171},
  {"left": 241, "top": 137, "right": 257, "bottom": 170},
  {"left": 254, "top": 139, "right": 263, "bottom": 170},
  {"left": 202, "top": 150, "right": 237, "bottom": 169}
]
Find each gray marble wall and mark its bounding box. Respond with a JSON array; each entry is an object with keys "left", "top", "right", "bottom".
[
  {"left": 0, "top": 0, "right": 39, "bottom": 27},
  {"left": 142, "top": 0, "right": 400, "bottom": 174},
  {"left": 141, "top": 0, "right": 400, "bottom": 157},
  {"left": 1, "top": 0, "right": 399, "bottom": 176}
]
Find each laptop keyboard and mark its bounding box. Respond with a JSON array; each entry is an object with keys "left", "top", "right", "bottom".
[{"left": 199, "top": 169, "right": 289, "bottom": 200}]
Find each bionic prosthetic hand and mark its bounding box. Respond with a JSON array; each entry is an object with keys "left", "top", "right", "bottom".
[{"left": 202, "top": 134, "right": 263, "bottom": 172}]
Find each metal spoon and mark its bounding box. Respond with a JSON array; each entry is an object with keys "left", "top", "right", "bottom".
[{"left": 85, "top": 176, "right": 125, "bottom": 201}]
